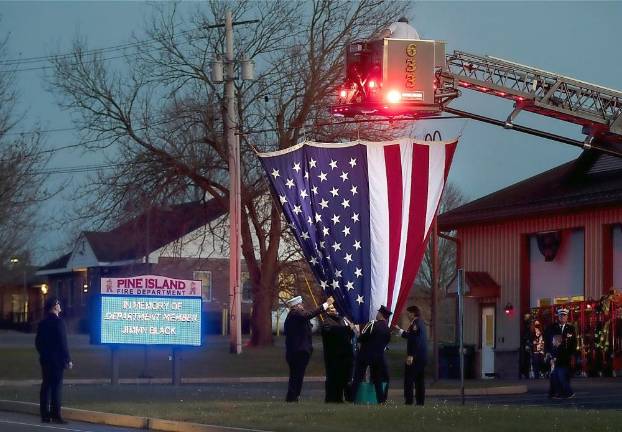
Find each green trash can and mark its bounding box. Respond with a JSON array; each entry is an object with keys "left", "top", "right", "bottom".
[{"left": 354, "top": 382, "right": 388, "bottom": 405}]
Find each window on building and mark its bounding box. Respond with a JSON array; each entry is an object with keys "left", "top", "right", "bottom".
[
  {"left": 193, "top": 271, "right": 213, "bottom": 302},
  {"left": 529, "top": 228, "right": 585, "bottom": 307},
  {"left": 241, "top": 272, "right": 253, "bottom": 303}
]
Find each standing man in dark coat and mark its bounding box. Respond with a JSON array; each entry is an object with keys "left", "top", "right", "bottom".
[
  {"left": 394, "top": 305, "right": 427, "bottom": 405},
  {"left": 284, "top": 295, "right": 334, "bottom": 402},
  {"left": 545, "top": 308, "right": 577, "bottom": 399},
  {"left": 351, "top": 305, "right": 392, "bottom": 404},
  {"left": 321, "top": 304, "right": 355, "bottom": 403},
  {"left": 35, "top": 297, "right": 72, "bottom": 424}
]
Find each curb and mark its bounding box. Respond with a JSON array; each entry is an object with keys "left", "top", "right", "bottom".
[{"left": 0, "top": 400, "right": 270, "bottom": 432}]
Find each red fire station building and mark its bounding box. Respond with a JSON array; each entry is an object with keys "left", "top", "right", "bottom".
[{"left": 439, "top": 150, "right": 622, "bottom": 379}]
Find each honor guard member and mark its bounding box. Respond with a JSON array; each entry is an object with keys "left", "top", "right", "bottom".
[
  {"left": 284, "top": 295, "right": 334, "bottom": 402},
  {"left": 351, "top": 305, "right": 392, "bottom": 404},
  {"left": 394, "top": 305, "right": 428, "bottom": 405},
  {"left": 321, "top": 304, "right": 356, "bottom": 403},
  {"left": 35, "top": 297, "right": 73, "bottom": 424},
  {"left": 545, "top": 307, "right": 577, "bottom": 399}
]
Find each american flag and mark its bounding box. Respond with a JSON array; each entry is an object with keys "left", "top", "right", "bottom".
[{"left": 258, "top": 137, "right": 458, "bottom": 324}]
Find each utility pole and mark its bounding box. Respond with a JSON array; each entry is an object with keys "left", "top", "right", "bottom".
[{"left": 225, "top": 10, "right": 242, "bottom": 355}]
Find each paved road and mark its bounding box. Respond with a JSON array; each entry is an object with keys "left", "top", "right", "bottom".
[{"left": 0, "top": 411, "right": 134, "bottom": 432}]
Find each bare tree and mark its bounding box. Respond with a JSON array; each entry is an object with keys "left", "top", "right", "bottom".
[
  {"left": 49, "top": 1, "right": 410, "bottom": 346},
  {"left": 0, "top": 34, "right": 49, "bottom": 267},
  {"left": 415, "top": 182, "right": 466, "bottom": 293}
]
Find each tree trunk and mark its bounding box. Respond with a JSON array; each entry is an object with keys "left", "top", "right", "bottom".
[{"left": 249, "top": 279, "right": 275, "bottom": 346}]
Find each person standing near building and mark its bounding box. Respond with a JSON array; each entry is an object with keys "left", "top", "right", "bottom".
[
  {"left": 394, "top": 305, "right": 428, "bottom": 405},
  {"left": 284, "top": 295, "right": 334, "bottom": 402},
  {"left": 320, "top": 304, "right": 355, "bottom": 403},
  {"left": 545, "top": 308, "right": 576, "bottom": 398},
  {"left": 532, "top": 321, "right": 546, "bottom": 378},
  {"left": 35, "top": 297, "right": 72, "bottom": 424},
  {"left": 351, "top": 305, "right": 392, "bottom": 404}
]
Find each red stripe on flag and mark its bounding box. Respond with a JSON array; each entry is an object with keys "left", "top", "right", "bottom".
[
  {"left": 384, "top": 144, "right": 403, "bottom": 309},
  {"left": 444, "top": 141, "right": 457, "bottom": 180},
  {"left": 391, "top": 143, "right": 429, "bottom": 325}
]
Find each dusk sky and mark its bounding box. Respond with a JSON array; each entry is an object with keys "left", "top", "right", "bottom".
[{"left": 2, "top": 1, "right": 620, "bottom": 263}]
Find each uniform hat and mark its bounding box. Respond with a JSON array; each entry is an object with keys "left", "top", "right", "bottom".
[
  {"left": 286, "top": 296, "right": 303, "bottom": 308},
  {"left": 557, "top": 307, "right": 569, "bottom": 316},
  {"left": 406, "top": 305, "right": 421, "bottom": 316},
  {"left": 378, "top": 305, "right": 392, "bottom": 319}
]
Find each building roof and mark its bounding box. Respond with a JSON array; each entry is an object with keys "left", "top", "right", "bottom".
[
  {"left": 447, "top": 271, "right": 501, "bottom": 299},
  {"left": 439, "top": 150, "right": 622, "bottom": 230},
  {"left": 40, "top": 199, "right": 225, "bottom": 270}
]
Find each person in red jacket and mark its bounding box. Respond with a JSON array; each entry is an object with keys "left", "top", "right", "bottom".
[{"left": 35, "top": 297, "right": 73, "bottom": 424}]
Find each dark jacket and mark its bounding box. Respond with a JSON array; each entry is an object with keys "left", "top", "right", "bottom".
[
  {"left": 546, "top": 322, "right": 577, "bottom": 368},
  {"left": 402, "top": 317, "right": 427, "bottom": 369},
  {"left": 321, "top": 315, "right": 354, "bottom": 360},
  {"left": 358, "top": 319, "right": 391, "bottom": 362},
  {"left": 284, "top": 305, "right": 324, "bottom": 355},
  {"left": 35, "top": 313, "right": 71, "bottom": 370}
]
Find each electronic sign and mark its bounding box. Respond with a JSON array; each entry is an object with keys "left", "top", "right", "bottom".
[{"left": 98, "top": 275, "right": 202, "bottom": 346}]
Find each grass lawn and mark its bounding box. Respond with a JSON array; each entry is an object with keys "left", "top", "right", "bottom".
[
  {"left": 0, "top": 384, "right": 618, "bottom": 432},
  {"left": 0, "top": 336, "right": 419, "bottom": 380}
]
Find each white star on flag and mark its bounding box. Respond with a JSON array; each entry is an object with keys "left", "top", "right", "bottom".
[
  {"left": 322, "top": 226, "right": 330, "bottom": 236},
  {"left": 331, "top": 214, "right": 340, "bottom": 225},
  {"left": 340, "top": 171, "right": 349, "bottom": 182},
  {"left": 309, "top": 256, "right": 318, "bottom": 265},
  {"left": 332, "top": 279, "right": 340, "bottom": 289},
  {"left": 350, "top": 185, "right": 358, "bottom": 195},
  {"left": 271, "top": 169, "right": 280, "bottom": 178},
  {"left": 355, "top": 267, "right": 362, "bottom": 278},
  {"left": 342, "top": 226, "right": 351, "bottom": 237},
  {"left": 335, "top": 269, "right": 342, "bottom": 278},
  {"left": 309, "top": 158, "right": 317, "bottom": 168},
  {"left": 351, "top": 213, "right": 360, "bottom": 223},
  {"left": 279, "top": 195, "right": 287, "bottom": 204},
  {"left": 344, "top": 253, "right": 353, "bottom": 263},
  {"left": 345, "top": 281, "right": 354, "bottom": 291},
  {"left": 320, "top": 280, "right": 328, "bottom": 290},
  {"left": 341, "top": 199, "right": 350, "bottom": 209},
  {"left": 349, "top": 158, "right": 357, "bottom": 168},
  {"left": 311, "top": 186, "right": 318, "bottom": 194},
  {"left": 293, "top": 205, "right": 302, "bottom": 215},
  {"left": 315, "top": 213, "right": 322, "bottom": 222},
  {"left": 293, "top": 162, "right": 301, "bottom": 173},
  {"left": 319, "top": 198, "right": 329, "bottom": 209},
  {"left": 330, "top": 187, "right": 339, "bottom": 197},
  {"left": 332, "top": 242, "right": 342, "bottom": 252},
  {"left": 301, "top": 231, "right": 310, "bottom": 240},
  {"left": 329, "top": 160, "right": 338, "bottom": 170},
  {"left": 353, "top": 240, "right": 361, "bottom": 250},
  {"left": 318, "top": 172, "right": 327, "bottom": 182},
  {"left": 285, "top": 178, "right": 294, "bottom": 189},
  {"left": 356, "top": 295, "right": 364, "bottom": 305},
  {"left": 300, "top": 189, "right": 309, "bottom": 199}
]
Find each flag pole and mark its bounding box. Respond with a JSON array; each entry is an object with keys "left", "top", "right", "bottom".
[{"left": 304, "top": 275, "right": 323, "bottom": 322}]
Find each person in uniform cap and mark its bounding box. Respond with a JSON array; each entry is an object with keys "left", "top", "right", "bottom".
[
  {"left": 321, "top": 304, "right": 356, "bottom": 403},
  {"left": 35, "top": 297, "right": 73, "bottom": 424},
  {"left": 351, "top": 305, "right": 392, "bottom": 404},
  {"left": 394, "top": 305, "right": 427, "bottom": 405},
  {"left": 545, "top": 307, "right": 576, "bottom": 399},
  {"left": 284, "top": 295, "right": 334, "bottom": 402}
]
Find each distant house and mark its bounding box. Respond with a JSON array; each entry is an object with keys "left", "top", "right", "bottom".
[
  {"left": 439, "top": 150, "right": 622, "bottom": 378},
  {"left": 0, "top": 264, "right": 46, "bottom": 330},
  {"left": 36, "top": 199, "right": 260, "bottom": 334}
]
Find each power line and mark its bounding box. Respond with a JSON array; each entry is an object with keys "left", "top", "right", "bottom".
[{"left": 0, "top": 25, "right": 202, "bottom": 67}]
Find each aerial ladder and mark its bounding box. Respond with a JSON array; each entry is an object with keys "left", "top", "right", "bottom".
[{"left": 331, "top": 30, "right": 622, "bottom": 156}]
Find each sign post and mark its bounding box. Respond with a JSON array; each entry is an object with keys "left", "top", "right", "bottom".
[{"left": 458, "top": 268, "right": 465, "bottom": 405}]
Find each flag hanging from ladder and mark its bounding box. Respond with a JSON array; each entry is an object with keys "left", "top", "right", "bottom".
[{"left": 258, "top": 137, "right": 458, "bottom": 324}]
